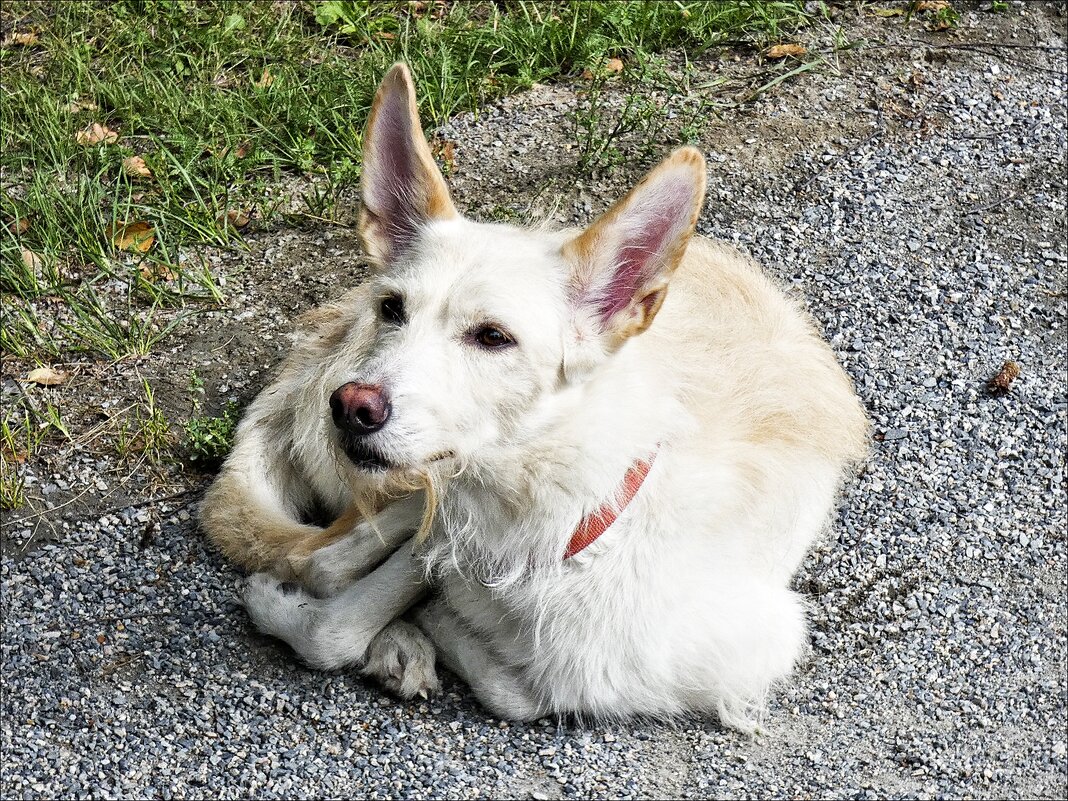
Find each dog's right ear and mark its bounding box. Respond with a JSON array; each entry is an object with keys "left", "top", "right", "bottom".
[{"left": 359, "top": 63, "right": 458, "bottom": 267}]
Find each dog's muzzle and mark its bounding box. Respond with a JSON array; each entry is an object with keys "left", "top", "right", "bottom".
[{"left": 331, "top": 382, "right": 393, "bottom": 470}]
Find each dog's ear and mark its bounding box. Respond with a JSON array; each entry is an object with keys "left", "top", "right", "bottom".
[
  {"left": 359, "top": 63, "right": 458, "bottom": 266},
  {"left": 563, "top": 147, "right": 706, "bottom": 346}
]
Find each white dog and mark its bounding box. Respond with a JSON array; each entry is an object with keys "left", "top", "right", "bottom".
[{"left": 200, "top": 63, "right": 868, "bottom": 731}]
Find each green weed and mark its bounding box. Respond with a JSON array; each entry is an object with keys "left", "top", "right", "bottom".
[
  {"left": 184, "top": 401, "right": 241, "bottom": 465},
  {"left": 0, "top": 463, "right": 25, "bottom": 510},
  {"left": 571, "top": 81, "right": 671, "bottom": 174},
  {"left": 114, "top": 379, "right": 173, "bottom": 463},
  {"left": 0, "top": 398, "right": 70, "bottom": 509}
]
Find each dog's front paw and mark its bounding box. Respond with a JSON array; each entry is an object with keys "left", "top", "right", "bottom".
[
  {"left": 240, "top": 572, "right": 320, "bottom": 642},
  {"left": 362, "top": 620, "right": 440, "bottom": 700}
]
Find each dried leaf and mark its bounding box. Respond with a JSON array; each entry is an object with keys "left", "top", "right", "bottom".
[
  {"left": 7, "top": 217, "right": 30, "bottom": 235},
  {"left": 97, "top": 634, "right": 107, "bottom": 645},
  {"left": 987, "top": 361, "right": 1021, "bottom": 394},
  {"left": 139, "top": 262, "right": 177, "bottom": 282},
  {"left": 375, "top": 31, "right": 396, "bottom": 41},
  {"left": 217, "top": 209, "right": 250, "bottom": 230},
  {"left": 3, "top": 448, "right": 26, "bottom": 465},
  {"left": 871, "top": 7, "right": 905, "bottom": 16},
  {"left": 20, "top": 248, "right": 43, "bottom": 271},
  {"left": 66, "top": 98, "right": 98, "bottom": 114},
  {"left": 431, "top": 139, "right": 456, "bottom": 171},
  {"left": 254, "top": 67, "right": 275, "bottom": 88},
  {"left": 581, "top": 68, "right": 595, "bottom": 81},
  {"left": 234, "top": 140, "right": 252, "bottom": 159},
  {"left": 211, "top": 72, "right": 236, "bottom": 89},
  {"left": 26, "top": 367, "right": 68, "bottom": 386},
  {"left": 766, "top": 44, "right": 807, "bottom": 60},
  {"left": 5, "top": 31, "right": 40, "bottom": 47},
  {"left": 75, "top": 122, "right": 118, "bottom": 146},
  {"left": 914, "top": 0, "right": 949, "bottom": 11},
  {"left": 122, "top": 155, "right": 152, "bottom": 179},
  {"left": 108, "top": 220, "right": 155, "bottom": 253},
  {"left": 605, "top": 57, "right": 624, "bottom": 74}
]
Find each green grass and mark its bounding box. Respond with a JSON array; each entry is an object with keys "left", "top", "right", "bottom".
[
  {"left": 1, "top": 0, "right": 811, "bottom": 362},
  {"left": 114, "top": 379, "right": 174, "bottom": 464},
  {"left": 0, "top": 375, "right": 179, "bottom": 510},
  {"left": 0, "top": 399, "right": 70, "bottom": 510}
]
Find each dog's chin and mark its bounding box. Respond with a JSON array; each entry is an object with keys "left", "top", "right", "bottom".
[
  {"left": 338, "top": 438, "right": 394, "bottom": 473},
  {"left": 336, "top": 431, "right": 458, "bottom": 475}
]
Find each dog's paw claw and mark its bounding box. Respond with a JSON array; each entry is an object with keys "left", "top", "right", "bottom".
[{"left": 363, "top": 620, "right": 439, "bottom": 701}]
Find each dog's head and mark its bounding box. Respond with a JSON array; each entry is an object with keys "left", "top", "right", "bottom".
[{"left": 329, "top": 63, "right": 705, "bottom": 475}]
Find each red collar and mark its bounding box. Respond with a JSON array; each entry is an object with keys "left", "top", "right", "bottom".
[{"left": 564, "top": 447, "right": 659, "bottom": 559}]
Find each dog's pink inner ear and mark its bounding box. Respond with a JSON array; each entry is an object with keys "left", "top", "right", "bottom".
[
  {"left": 568, "top": 163, "right": 701, "bottom": 332},
  {"left": 360, "top": 64, "right": 456, "bottom": 264},
  {"left": 367, "top": 105, "right": 416, "bottom": 226},
  {"left": 594, "top": 200, "right": 684, "bottom": 321},
  {"left": 364, "top": 102, "right": 422, "bottom": 252}
]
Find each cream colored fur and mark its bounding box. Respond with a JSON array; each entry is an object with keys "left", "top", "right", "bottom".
[{"left": 201, "top": 64, "right": 868, "bottom": 731}]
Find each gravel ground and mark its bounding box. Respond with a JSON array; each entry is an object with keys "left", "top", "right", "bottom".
[{"left": 2, "top": 4, "right": 1066, "bottom": 799}]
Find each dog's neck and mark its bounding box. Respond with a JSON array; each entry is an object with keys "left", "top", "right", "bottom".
[{"left": 424, "top": 340, "right": 689, "bottom": 582}]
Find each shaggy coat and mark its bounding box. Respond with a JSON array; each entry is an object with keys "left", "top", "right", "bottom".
[{"left": 201, "top": 63, "right": 868, "bottom": 731}]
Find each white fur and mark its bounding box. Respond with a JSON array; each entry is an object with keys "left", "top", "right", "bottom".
[
  {"left": 234, "top": 224, "right": 865, "bottom": 730},
  {"left": 219, "top": 66, "right": 868, "bottom": 733}
]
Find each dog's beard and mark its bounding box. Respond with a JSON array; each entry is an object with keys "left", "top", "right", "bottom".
[
  {"left": 334, "top": 434, "right": 459, "bottom": 548},
  {"left": 336, "top": 432, "right": 393, "bottom": 472},
  {"left": 336, "top": 431, "right": 458, "bottom": 474}
]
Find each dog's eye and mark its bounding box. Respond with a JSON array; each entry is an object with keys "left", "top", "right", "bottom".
[
  {"left": 470, "top": 326, "right": 515, "bottom": 350},
  {"left": 380, "top": 295, "right": 406, "bottom": 325}
]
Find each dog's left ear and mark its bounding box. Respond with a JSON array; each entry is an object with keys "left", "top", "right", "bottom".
[
  {"left": 359, "top": 63, "right": 458, "bottom": 266},
  {"left": 563, "top": 147, "right": 706, "bottom": 346}
]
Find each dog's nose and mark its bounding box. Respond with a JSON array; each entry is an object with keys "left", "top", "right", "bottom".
[{"left": 330, "top": 382, "right": 391, "bottom": 434}]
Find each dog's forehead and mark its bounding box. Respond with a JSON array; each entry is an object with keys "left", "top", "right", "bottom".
[{"left": 396, "top": 219, "right": 568, "bottom": 312}]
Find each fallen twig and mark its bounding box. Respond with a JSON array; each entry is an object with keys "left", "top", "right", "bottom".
[
  {"left": 739, "top": 57, "right": 827, "bottom": 104},
  {"left": 92, "top": 486, "right": 202, "bottom": 520},
  {"left": 964, "top": 191, "right": 1018, "bottom": 216},
  {"left": 862, "top": 38, "right": 1066, "bottom": 75},
  {"left": 907, "top": 39, "right": 1067, "bottom": 53}
]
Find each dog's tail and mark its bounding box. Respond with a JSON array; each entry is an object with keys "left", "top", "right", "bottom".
[{"left": 200, "top": 470, "right": 366, "bottom": 574}]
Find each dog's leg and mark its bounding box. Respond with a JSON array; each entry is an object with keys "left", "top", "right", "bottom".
[
  {"left": 295, "top": 493, "right": 426, "bottom": 597},
  {"left": 242, "top": 542, "right": 427, "bottom": 671},
  {"left": 413, "top": 598, "right": 549, "bottom": 721}
]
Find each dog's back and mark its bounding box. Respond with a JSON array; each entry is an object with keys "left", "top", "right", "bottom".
[{"left": 659, "top": 237, "right": 867, "bottom": 465}]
